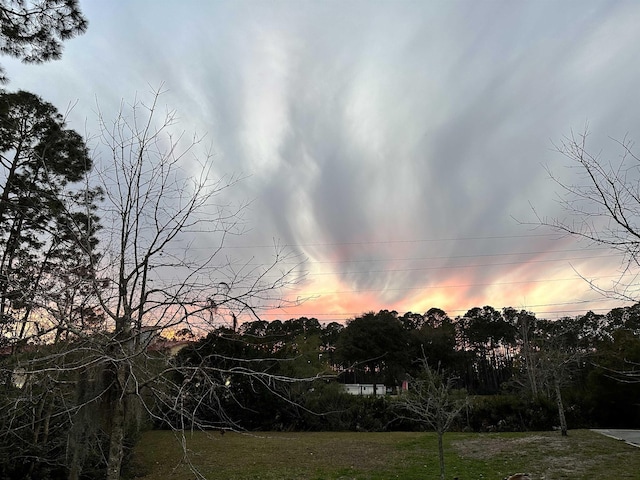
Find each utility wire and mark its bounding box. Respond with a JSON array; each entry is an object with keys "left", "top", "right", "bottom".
[
  {"left": 221, "top": 232, "right": 562, "bottom": 249},
  {"left": 168, "top": 232, "right": 568, "bottom": 251},
  {"left": 295, "top": 253, "right": 620, "bottom": 277},
  {"left": 255, "top": 298, "right": 629, "bottom": 319},
  {"left": 269, "top": 274, "right": 628, "bottom": 296}
]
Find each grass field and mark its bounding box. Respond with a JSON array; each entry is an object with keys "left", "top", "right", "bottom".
[{"left": 129, "top": 429, "right": 640, "bottom": 480}]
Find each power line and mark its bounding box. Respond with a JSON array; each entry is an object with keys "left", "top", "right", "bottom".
[
  {"left": 296, "top": 247, "right": 611, "bottom": 265},
  {"left": 181, "top": 246, "right": 614, "bottom": 272},
  {"left": 255, "top": 295, "right": 631, "bottom": 316},
  {"left": 216, "top": 232, "right": 565, "bottom": 249},
  {"left": 297, "top": 253, "right": 620, "bottom": 277},
  {"left": 256, "top": 304, "right": 627, "bottom": 319},
  {"left": 170, "top": 232, "right": 633, "bottom": 320},
  {"left": 276, "top": 274, "right": 627, "bottom": 296}
]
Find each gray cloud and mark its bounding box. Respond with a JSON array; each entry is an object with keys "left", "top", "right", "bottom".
[{"left": 5, "top": 0, "right": 640, "bottom": 318}]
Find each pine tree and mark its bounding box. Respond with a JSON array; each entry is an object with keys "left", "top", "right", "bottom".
[{"left": 0, "top": 0, "right": 87, "bottom": 83}]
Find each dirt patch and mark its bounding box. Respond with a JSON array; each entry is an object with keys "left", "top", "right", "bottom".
[
  {"left": 452, "top": 434, "right": 593, "bottom": 480},
  {"left": 452, "top": 434, "right": 568, "bottom": 459}
]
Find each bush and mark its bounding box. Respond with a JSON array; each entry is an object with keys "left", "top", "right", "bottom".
[{"left": 466, "top": 395, "right": 556, "bottom": 432}]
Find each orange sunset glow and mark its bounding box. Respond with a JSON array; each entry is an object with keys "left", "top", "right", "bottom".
[
  {"left": 258, "top": 234, "right": 633, "bottom": 324},
  {"left": 9, "top": 2, "right": 640, "bottom": 328}
]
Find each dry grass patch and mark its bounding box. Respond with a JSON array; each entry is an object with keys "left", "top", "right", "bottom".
[
  {"left": 131, "top": 431, "right": 415, "bottom": 479},
  {"left": 452, "top": 434, "right": 570, "bottom": 458},
  {"left": 131, "top": 429, "right": 640, "bottom": 480},
  {"left": 451, "top": 430, "right": 638, "bottom": 480}
]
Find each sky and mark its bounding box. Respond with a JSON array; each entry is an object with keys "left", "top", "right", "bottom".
[{"left": 5, "top": 0, "right": 640, "bottom": 324}]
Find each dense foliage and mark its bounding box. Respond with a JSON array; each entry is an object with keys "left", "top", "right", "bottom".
[
  {"left": 0, "top": 90, "right": 106, "bottom": 479},
  {"left": 171, "top": 306, "right": 640, "bottom": 434},
  {"left": 0, "top": 0, "right": 88, "bottom": 83}
]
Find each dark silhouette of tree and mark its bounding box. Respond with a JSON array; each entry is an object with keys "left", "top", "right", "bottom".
[
  {"left": 456, "top": 306, "right": 516, "bottom": 393},
  {"left": 0, "top": 0, "right": 88, "bottom": 82},
  {"left": 422, "top": 309, "right": 456, "bottom": 354},
  {"left": 400, "top": 311, "right": 427, "bottom": 330},
  {"left": 86, "top": 90, "right": 301, "bottom": 480},
  {"left": 1, "top": 88, "right": 303, "bottom": 480},
  {"left": 503, "top": 307, "right": 541, "bottom": 397},
  {"left": 405, "top": 309, "right": 458, "bottom": 374},
  {"left": 0, "top": 90, "right": 102, "bottom": 480},
  {"left": 0, "top": 90, "right": 100, "bottom": 346},
  {"left": 531, "top": 317, "right": 588, "bottom": 436},
  {"left": 533, "top": 129, "right": 640, "bottom": 304},
  {"left": 336, "top": 310, "right": 410, "bottom": 392}
]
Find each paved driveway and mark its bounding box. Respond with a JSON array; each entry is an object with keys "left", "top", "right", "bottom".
[{"left": 592, "top": 429, "right": 640, "bottom": 447}]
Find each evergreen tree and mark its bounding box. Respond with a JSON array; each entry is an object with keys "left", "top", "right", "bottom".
[
  {"left": 0, "top": 90, "right": 102, "bottom": 479},
  {"left": 0, "top": 0, "right": 87, "bottom": 82},
  {"left": 0, "top": 89, "right": 101, "bottom": 345}
]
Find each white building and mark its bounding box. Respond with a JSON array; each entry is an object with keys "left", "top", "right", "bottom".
[{"left": 343, "top": 383, "right": 387, "bottom": 396}]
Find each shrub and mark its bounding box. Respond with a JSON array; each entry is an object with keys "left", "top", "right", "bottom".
[{"left": 466, "top": 395, "right": 556, "bottom": 432}]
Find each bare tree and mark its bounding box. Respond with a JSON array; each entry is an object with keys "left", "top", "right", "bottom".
[
  {"left": 534, "top": 345, "right": 580, "bottom": 437},
  {"left": 394, "top": 358, "right": 467, "bottom": 480},
  {"left": 1, "top": 88, "right": 307, "bottom": 480},
  {"left": 600, "top": 360, "right": 640, "bottom": 383},
  {"left": 533, "top": 129, "right": 640, "bottom": 302},
  {"left": 92, "top": 88, "right": 307, "bottom": 480},
  {"left": 532, "top": 129, "right": 640, "bottom": 386}
]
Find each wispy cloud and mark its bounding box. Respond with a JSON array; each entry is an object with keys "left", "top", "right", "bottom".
[{"left": 6, "top": 0, "right": 640, "bottom": 320}]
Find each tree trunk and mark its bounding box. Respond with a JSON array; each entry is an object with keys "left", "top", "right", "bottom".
[
  {"left": 521, "top": 325, "right": 538, "bottom": 397},
  {"left": 437, "top": 431, "right": 445, "bottom": 480},
  {"left": 68, "top": 439, "right": 82, "bottom": 480},
  {"left": 106, "top": 361, "right": 128, "bottom": 480},
  {"left": 106, "top": 393, "right": 125, "bottom": 480},
  {"left": 554, "top": 376, "right": 568, "bottom": 436}
]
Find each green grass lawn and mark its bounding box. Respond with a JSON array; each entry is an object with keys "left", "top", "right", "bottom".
[{"left": 129, "top": 429, "right": 640, "bottom": 480}]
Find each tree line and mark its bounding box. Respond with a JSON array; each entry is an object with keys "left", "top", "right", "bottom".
[{"left": 174, "top": 305, "right": 640, "bottom": 434}]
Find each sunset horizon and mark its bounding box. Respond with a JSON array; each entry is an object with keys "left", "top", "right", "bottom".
[{"left": 6, "top": 1, "right": 640, "bottom": 326}]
